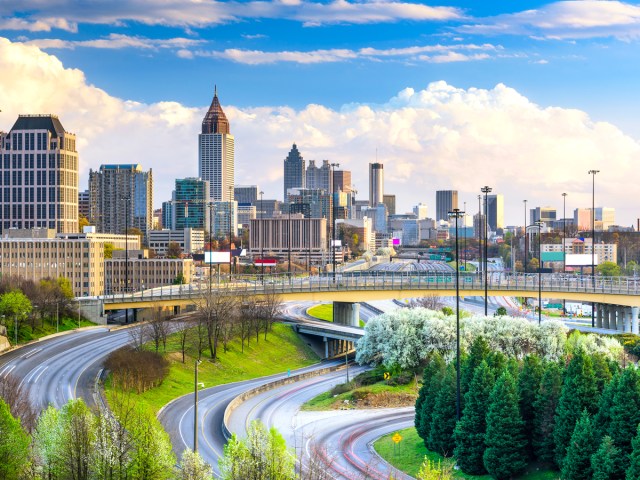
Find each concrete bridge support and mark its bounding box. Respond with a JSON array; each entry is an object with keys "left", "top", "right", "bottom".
[
  {"left": 633, "top": 307, "right": 639, "bottom": 335},
  {"left": 322, "top": 336, "right": 355, "bottom": 359},
  {"left": 596, "top": 304, "right": 603, "bottom": 329},
  {"left": 333, "top": 302, "right": 360, "bottom": 327},
  {"left": 624, "top": 307, "right": 632, "bottom": 333},
  {"left": 617, "top": 306, "right": 625, "bottom": 332}
]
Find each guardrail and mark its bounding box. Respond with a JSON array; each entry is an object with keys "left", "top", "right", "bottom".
[{"left": 90, "top": 272, "right": 640, "bottom": 306}]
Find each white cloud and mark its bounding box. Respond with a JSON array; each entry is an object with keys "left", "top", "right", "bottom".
[
  {"left": 3, "top": 1, "right": 462, "bottom": 30},
  {"left": 0, "top": 37, "right": 638, "bottom": 225},
  {"left": 23, "top": 33, "right": 205, "bottom": 51},
  {"left": 459, "top": 1, "right": 640, "bottom": 41},
  {"left": 194, "top": 43, "right": 499, "bottom": 64},
  {"left": 0, "top": 17, "right": 77, "bottom": 33}
]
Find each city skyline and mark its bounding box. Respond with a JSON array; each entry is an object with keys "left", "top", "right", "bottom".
[{"left": 1, "top": 2, "right": 640, "bottom": 225}]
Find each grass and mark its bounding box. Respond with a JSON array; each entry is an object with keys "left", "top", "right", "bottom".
[
  {"left": 302, "top": 369, "right": 418, "bottom": 411},
  {"left": 374, "top": 427, "right": 559, "bottom": 480},
  {"left": 307, "top": 303, "right": 366, "bottom": 327},
  {"left": 307, "top": 304, "right": 334, "bottom": 321},
  {"left": 12, "top": 316, "right": 96, "bottom": 345},
  {"left": 115, "top": 323, "right": 320, "bottom": 413}
]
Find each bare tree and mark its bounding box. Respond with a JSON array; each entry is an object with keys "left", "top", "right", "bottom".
[
  {"left": 128, "top": 325, "right": 150, "bottom": 351},
  {"left": 196, "top": 291, "right": 237, "bottom": 361},
  {"left": 409, "top": 294, "right": 445, "bottom": 311},
  {"left": 0, "top": 373, "right": 37, "bottom": 432},
  {"left": 148, "top": 309, "right": 170, "bottom": 353}
]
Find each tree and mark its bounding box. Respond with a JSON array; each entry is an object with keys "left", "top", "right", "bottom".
[
  {"left": 416, "top": 457, "right": 453, "bottom": 480},
  {"left": 104, "top": 243, "right": 115, "bottom": 259},
  {"left": 416, "top": 352, "right": 446, "bottom": 442},
  {"left": 483, "top": 371, "right": 527, "bottom": 480},
  {"left": 554, "top": 351, "right": 599, "bottom": 466},
  {"left": 127, "top": 405, "right": 175, "bottom": 479},
  {"left": 460, "top": 336, "right": 491, "bottom": 403},
  {"left": 454, "top": 360, "right": 493, "bottom": 475},
  {"left": 593, "top": 372, "right": 619, "bottom": 441},
  {"left": 218, "top": 420, "right": 295, "bottom": 480},
  {"left": 591, "top": 436, "right": 623, "bottom": 480},
  {"left": 78, "top": 214, "right": 90, "bottom": 232},
  {"left": 33, "top": 405, "right": 63, "bottom": 479},
  {"left": 561, "top": 410, "right": 596, "bottom": 480},
  {"left": 0, "top": 399, "right": 30, "bottom": 479},
  {"left": 626, "top": 424, "right": 640, "bottom": 480},
  {"left": 533, "top": 361, "right": 563, "bottom": 464},
  {"left": 608, "top": 366, "right": 640, "bottom": 473},
  {"left": 494, "top": 306, "right": 507, "bottom": 316},
  {"left": 597, "top": 261, "right": 621, "bottom": 277},
  {"left": 174, "top": 272, "right": 186, "bottom": 285},
  {"left": 0, "top": 290, "right": 32, "bottom": 339},
  {"left": 517, "top": 354, "right": 543, "bottom": 459},
  {"left": 427, "top": 364, "right": 457, "bottom": 457},
  {"left": 179, "top": 449, "right": 213, "bottom": 480},
  {"left": 58, "top": 399, "right": 96, "bottom": 480},
  {"left": 92, "top": 406, "right": 133, "bottom": 480},
  {"left": 166, "top": 242, "right": 183, "bottom": 259},
  {"left": 0, "top": 373, "right": 37, "bottom": 433}
]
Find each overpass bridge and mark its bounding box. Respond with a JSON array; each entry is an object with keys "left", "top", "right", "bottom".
[{"left": 79, "top": 271, "right": 640, "bottom": 334}]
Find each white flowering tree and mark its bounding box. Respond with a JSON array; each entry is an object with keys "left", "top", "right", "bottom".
[
  {"left": 179, "top": 449, "right": 213, "bottom": 480},
  {"left": 356, "top": 307, "right": 623, "bottom": 369}
]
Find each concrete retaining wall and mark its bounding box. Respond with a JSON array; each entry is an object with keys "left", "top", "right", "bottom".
[
  {"left": 0, "top": 335, "right": 9, "bottom": 353},
  {"left": 221, "top": 363, "right": 346, "bottom": 440}
]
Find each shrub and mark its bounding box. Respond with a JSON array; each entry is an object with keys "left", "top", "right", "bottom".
[{"left": 105, "top": 346, "right": 169, "bottom": 393}]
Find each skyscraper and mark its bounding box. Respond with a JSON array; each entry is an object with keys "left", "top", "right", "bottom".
[
  {"left": 88, "top": 164, "right": 153, "bottom": 241},
  {"left": 173, "top": 177, "right": 210, "bottom": 230},
  {"left": 199, "top": 86, "right": 234, "bottom": 202},
  {"left": 486, "top": 194, "right": 504, "bottom": 232},
  {"left": 369, "top": 163, "right": 384, "bottom": 206},
  {"left": 283, "top": 143, "right": 305, "bottom": 200},
  {"left": 0, "top": 114, "right": 78, "bottom": 233},
  {"left": 306, "top": 160, "right": 332, "bottom": 193},
  {"left": 436, "top": 190, "right": 458, "bottom": 222},
  {"left": 333, "top": 170, "right": 352, "bottom": 193},
  {"left": 235, "top": 185, "right": 259, "bottom": 205}
]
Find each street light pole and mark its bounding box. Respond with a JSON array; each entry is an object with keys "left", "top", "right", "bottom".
[
  {"left": 449, "top": 208, "right": 464, "bottom": 421},
  {"left": 288, "top": 203, "right": 292, "bottom": 276},
  {"left": 588, "top": 169, "right": 599, "bottom": 328},
  {"left": 208, "top": 202, "right": 213, "bottom": 294},
  {"left": 536, "top": 221, "right": 543, "bottom": 325},
  {"left": 330, "top": 162, "right": 340, "bottom": 283},
  {"left": 194, "top": 359, "right": 201, "bottom": 452},
  {"left": 562, "top": 192, "right": 567, "bottom": 315},
  {"left": 463, "top": 201, "right": 467, "bottom": 272},
  {"left": 481, "top": 186, "right": 492, "bottom": 316},
  {"left": 122, "top": 195, "right": 131, "bottom": 324},
  {"left": 259, "top": 191, "right": 264, "bottom": 278},
  {"left": 523, "top": 199, "right": 528, "bottom": 274}
]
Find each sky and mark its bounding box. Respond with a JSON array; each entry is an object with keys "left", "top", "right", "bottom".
[{"left": 1, "top": 0, "right": 640, "bottom": 226}]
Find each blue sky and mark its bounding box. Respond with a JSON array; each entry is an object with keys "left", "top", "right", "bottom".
[{"left": 1, "top": 1, "right": 640, "bottom": 225}]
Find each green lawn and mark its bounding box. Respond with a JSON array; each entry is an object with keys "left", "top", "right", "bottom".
[
  {"left": 120, "top": 323, "right": 320, "bottom": 413},
  {"left": 307, "top": 304, "right": 334, "bottom": 321},
  {"left": 374, "top": 428, "right": 558, "bottom": 479},
  {"left": 12, "top": 316, "right": 95, "bottom": 345}
]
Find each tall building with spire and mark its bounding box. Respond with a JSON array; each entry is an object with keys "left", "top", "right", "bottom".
[
  {"left": 369, "top": 162, "right": 384, "bottom": 206},
  {"left": 199, "top": 86, "right": 234, "bottom": 202},
  {"left": 283, "top": 143, "right": 305, "bottom": 200}
]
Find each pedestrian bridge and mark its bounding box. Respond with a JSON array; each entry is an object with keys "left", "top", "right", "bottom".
[{"left": 88, "top": 272, "right": 640, "bottom": 308}]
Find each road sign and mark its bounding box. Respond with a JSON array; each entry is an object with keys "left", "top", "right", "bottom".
[
  {"left": 392, "top": 433, "right": 402, "bottom": 444},
  {"left": 383, "top": 372, "right": 390, "bottom": 380}
]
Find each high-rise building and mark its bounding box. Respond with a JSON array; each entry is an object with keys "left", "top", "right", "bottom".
[
  {"left": 305, "top": 160, "right": 332, "bottom": 193},
  {"left": 283, "top": 144, "right": 305, "bottom": 200},
  {"left": 413, "top": 203, "right": 428, "bottom": 220},
  {"left": 574, "top": 208, "right": 592, "bottom": 231},
  {"left": 383, "top": 194, "right": 396, "bottom": 216},
  {"left": 595, "top": 207, "right": 615, "bottom": 231},
  {"left": 78, "top": 189, "right": 90, "bottom": 220},
  {"left": 0, "top": 114, "right": 78, "bottom": 233},
  {"left": 88, "top": 164, "right": 153, "bottom": 241},
  {"left": 436, "top": 190, "right": 458, "bottom": 222},
  {"left": 369, "top": 163, "right": 384, "bottom": 206},
  {"left": 173, "top": 178, "right": 209, "bottom": 231},
  {"left": 530, "top": 207, "right": 557, "bottom": 225},
  {"left": 333, "top": 170, "right": 352, "bottom": 193},
  {"left": 486, "top": 194, "right": 504, "bottom": 232},
  {"left": 199, "top": 87, "right": 234, "bottom": 202},
  {"left": 235, "top": 185, "right": 258, "bottom": 205}
]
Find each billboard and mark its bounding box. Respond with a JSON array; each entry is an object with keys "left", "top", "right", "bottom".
[
  {"left": 566, "top": 253, "right": 598, "bottom": 266},
  {"left": 205, "top": 251, "right": 231, "bottom": 264},
  {"left": 392, "top": 238, "right": 401, "bottom": 246},
  {"left": 254, "top": 258, "right": 277, "bottom": 267}
]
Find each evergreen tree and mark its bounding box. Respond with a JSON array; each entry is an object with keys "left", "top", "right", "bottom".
[
  {"left": 553, "top": 351, "right": 599, "bottom": 466},
  {"left": 483, "top": 371, "right": 527, "bottom": 480},
  {"left": 591, "top": 436, "right": 624, "bottom": 480},
  {"left": 416, "top": 353, "right": 446, "bottom": 441},
  {"left": 561, "top": 410, "right": 596, "bottom": 480},
  {"left": 608, "top": 366, "right": 640, "bottom": 473},
  {"left": 626, "top": 424, "right": 640, "bottom": 480},
  {"left": 460, "top": 336, "right": 490, "bottom": 398},
  {"left": 454, "top": 361, "right": 494, "bottom": 475},
  {"left": 533, "top": 361, "right": 563, "bottom": 464},
  {"left": 0, "top": 399, "right": 30, "bottom": 480},
  {"left": 486, "top": 351, "right": 507, "bottom": 376},
  {"left": 518, "top": 354, "right": 543, "bottom": 459},
  {"left": 592, "top": 352, "right": 613, "bottom": 394},
  {"left": 593, "top": 372, "right": 620, "bottom": 442},
  {"left": 427, "top": 364, "right": 457, "bottom": 457}
]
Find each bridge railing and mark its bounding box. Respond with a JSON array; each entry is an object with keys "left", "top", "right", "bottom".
[{"left": 92, "top": 272, "right": 640, "bottom": 306}]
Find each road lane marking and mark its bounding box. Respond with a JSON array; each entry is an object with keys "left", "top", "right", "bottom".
[
  {"left": 33, "top": 366, "right": 49, "bottom": 384},
  {"left": 0, "top": 364, "right": 15, "bottom": 378}
]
